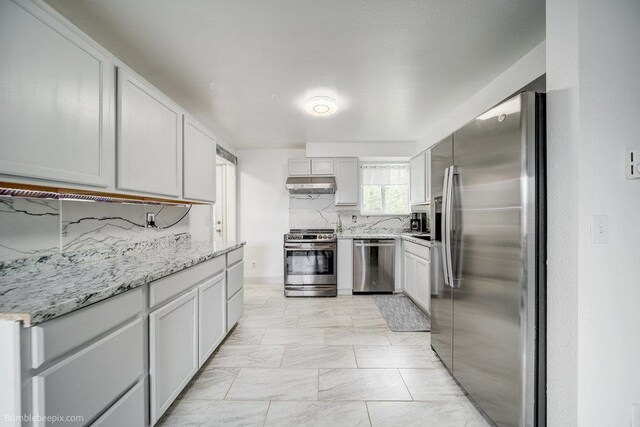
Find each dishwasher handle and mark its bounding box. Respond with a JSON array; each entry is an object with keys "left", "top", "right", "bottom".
[{"left": 354, "top": 240, "right": 395, "bottom": 247}]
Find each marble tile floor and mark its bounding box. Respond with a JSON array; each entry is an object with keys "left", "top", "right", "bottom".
[{"left": 158, "top": 283, "right": 491, "bottom": 427}]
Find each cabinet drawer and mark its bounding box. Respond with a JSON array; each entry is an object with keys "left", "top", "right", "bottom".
[
  {"left": 226, "top": 261, "right": 244, "bottom": 299},
  {"left": 404, "top": 240, "right": 430, "bottom": 261},
  {"left": 227, "top": 289, "right": 244, "bottom": 331},
  {"left": 31, "top": 288, "right": 143, "bottom": 369},
  {"left": 149, "top": 255, "right": 225, "bottom": 309},
  {"left": 226, "top": 247, "right": 243, "bottom": 267},
  {"left": 32, "top": 319, "right": 143, "bottom": 426},
  {"left": 91, "top": 380, "right": 145, "bottom": 427}
]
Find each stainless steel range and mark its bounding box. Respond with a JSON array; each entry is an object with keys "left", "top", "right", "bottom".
[{"left": 283, "top": 228, "right": 337, "bottom": 297}]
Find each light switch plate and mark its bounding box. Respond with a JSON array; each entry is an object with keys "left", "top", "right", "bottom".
[
  {"left": 590, "top": 215, "right": 608, "bottom": 244},
  {"left": 626, "top": 150, "right": 640, "bottom": 179}
]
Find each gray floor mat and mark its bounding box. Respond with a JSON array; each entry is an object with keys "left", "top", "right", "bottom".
[{"left": 372, "top": 294, "right": 431, "bottom": 332}]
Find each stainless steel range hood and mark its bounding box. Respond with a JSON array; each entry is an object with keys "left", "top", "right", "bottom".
[{"left": 285, "top": 176, "right": 336, "bottom": 194}]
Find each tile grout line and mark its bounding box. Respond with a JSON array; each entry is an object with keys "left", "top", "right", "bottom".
[
  {"left": 365, "top": 401, "right": 374, "bottom": 426},
  {"left": 397, "top": 368, "right": 415, "bottom": 401},
  {"left": 263, "top": 400, "right": 272, "bottom": 426}
]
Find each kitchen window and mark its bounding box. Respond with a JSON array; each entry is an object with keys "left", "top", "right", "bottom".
[{"left": 360, "top": 163, "right": 410, "bottom": 215}]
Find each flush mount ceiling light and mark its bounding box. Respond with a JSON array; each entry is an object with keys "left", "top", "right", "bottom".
[{"left": 305, "top": 96, "right": 338, "bottom": 117}]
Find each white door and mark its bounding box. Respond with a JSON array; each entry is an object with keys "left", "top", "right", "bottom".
[
  {"left": 183, "top": 116, "right": 216, "bottom": 202},
  {"left": 198, "top": 273, "right": 226, "bottom": 366},
  {"left": 215, "top": 165, "right": 225, "bottom": 242},
  {"left": 0, "top": 0, "right": 113, "bottom": 187},
  {"left": 214, "top": 162, "right": 237, "bottom": 242},
  {"left": 149, "top": 289, "right": 198, "bottom": 424},
  {"left": 117, "top": 68, "right": 182, "bottom": 197}
]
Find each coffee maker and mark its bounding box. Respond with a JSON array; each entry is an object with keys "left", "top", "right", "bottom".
[{"left": 410, "top": 212, "right": 428, "bottom": 233}]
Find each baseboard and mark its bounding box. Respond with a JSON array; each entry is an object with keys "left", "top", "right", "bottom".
[
  {"left": 338, "top": 289, "right": 353, "bottom": 296},
  {"left": 245, "top": 276, "right": 283, "bottom": 285}
]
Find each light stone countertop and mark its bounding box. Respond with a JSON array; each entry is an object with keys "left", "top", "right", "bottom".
[{"left": 0, "top": 237, "right": 245, "bottom": 326}]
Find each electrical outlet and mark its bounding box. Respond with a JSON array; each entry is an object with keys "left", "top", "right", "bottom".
[
  {"left": 631, "top": 404, "right": 640, "bottom": 427},
  {"left": 590, "top": 215, "right": 608, "bottom": 244},
  {"left": 251, "top": 261, "right": 256, "bottom": 269},
  {"left": 352, "top": 215, "right": 357, "bottom": 223},
  {"left": 146, "top": 213, "right": 156, "bottom": 228}
]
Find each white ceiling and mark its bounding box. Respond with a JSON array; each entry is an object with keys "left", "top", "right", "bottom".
[{"left": 45, "top": 0, "right": 545, "bottom": 149}]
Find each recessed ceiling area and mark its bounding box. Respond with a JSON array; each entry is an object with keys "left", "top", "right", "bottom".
[{"left": 45, "top": 0, "right": 545, "bottom": 149}]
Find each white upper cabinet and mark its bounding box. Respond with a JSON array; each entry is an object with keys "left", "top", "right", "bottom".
[
  {"left": 183, "top": 116, "right": 216, "bottom": 202},
  {"left": 288, "top": 159, "right": 311, "bottom": 176},
  {"left": 335, "top": 158, "right": 359, "bottom": 205},
  {"left": 410, "top": 150, "right": 431, "bottom": 205},
  {"left": 117, "top": 68, "right": 182, "bottom": 198},
  {"left": 311, "top": 158, "right": 335, "bottom": 175},
  {"left": 0, "top": 0, "right": 113, "bottom": 187}
]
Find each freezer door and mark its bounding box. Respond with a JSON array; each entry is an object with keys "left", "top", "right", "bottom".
[
  {"left": 451, "top": 93, "right": 536, "bottom": 426},
  {"left": 429, "top": 136, "right": 454, "bottom": 370}
]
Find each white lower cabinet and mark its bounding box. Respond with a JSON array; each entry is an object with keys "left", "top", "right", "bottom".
[
  {"left": 91, "top": 380, "right": 145, "bottom": 427},
  {"left": 227, "top": 289, "right": 244, "bottom": 332},
  {"left": 149, "top": 288, "right": 199, "bottom": 424},
  {"left": 226, "top": 261, "right": 244, "bottom": 298},
  {"left": 15, "top": 250, "right": 243, "bottom": 427},
  {"left": 337, "top": 239, "right": 354, "bottom": 294},
  {"left": 404, "top": 253, "right": 417, "bottom": 297},
  {"left": 198, "top": 273, "right": 226, "bottom": 366},
  {"left": 32, "top": 318, "right": 143, "bottom": 427},
  {"left": 403, "top": 241, "right": 431, "bottom": 314},
  {"left": 415, "top": 256, "right": 431, "bottom": 313}
]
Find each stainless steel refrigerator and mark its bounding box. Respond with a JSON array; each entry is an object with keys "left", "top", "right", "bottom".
[{"left": 430, "top": 91, "right": 546, "bottom": 426}]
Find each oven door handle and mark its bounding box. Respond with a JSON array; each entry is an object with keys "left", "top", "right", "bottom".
[{"left": 284, "top": 243, "right": 336, "bottom": 250}]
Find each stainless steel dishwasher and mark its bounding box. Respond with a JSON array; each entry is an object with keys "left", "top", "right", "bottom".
[{"left": 353, "top": 239, "right": 395, "bottom": 293}]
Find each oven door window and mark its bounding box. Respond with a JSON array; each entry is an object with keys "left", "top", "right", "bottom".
[{"left": 286, "top": 250, "right": 334, "bottom": 275}]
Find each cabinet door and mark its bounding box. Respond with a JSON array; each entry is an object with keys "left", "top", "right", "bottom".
[
  {"left": 335, "top": 158, "right": 359, "bottom": 205},
  {"left": 198, "top": 273, "right": 226, "bottom": 366},
  {"left": 337, "top": 239, "right": 354, "bottom": 293},
  {"left": 415, "top": 256, "right": 431, "bottom": 313},
  {"left": 288, "top": 159, "right": 311, "bottom": 176},
  {"left": 410, "top": 153, "right": 426, "bottom": 205},
  {"left": 117, "top": 68, "right": 182, "bottom": 197},
  {"left": 149, "top": 289, "right": 198, "bottom": 424},
  {"left": 311, "top": 158, "right": 334, "bottom": 175},
  {"left": 424, "top": 149, "right": 431, "bottom": 204},
  {"left": 403, "top": 253, "right": 415, "bottom": 298},
  {"left": 0, "top": 0, "right": 113, "bottom": 187},
  {"left": 183, "top": 116, "right": 216, "bottom": 202}
]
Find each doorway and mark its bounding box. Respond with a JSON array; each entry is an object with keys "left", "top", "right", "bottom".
[{"left": 214, "top": 158, "right": 237, "bottom": 242}]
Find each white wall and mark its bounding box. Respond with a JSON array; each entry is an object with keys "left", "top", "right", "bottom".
[
  {"left": 546, "top": 0, "right": 579, "bottom": 424},
  {"left": 237, "top": 149, "right": 304, "bottom": 282},
  {"left": 577, "top": 0, "right": 640, "bottom": 425},
  {"left": 415, "top": 41, "right": 546, "bottom": 153},
  {"left": 547, "top": 0, "right": 640, "bottom": 425}
]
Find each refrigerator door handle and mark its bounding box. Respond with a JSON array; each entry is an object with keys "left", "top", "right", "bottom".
[
  {"left": 444, "top": 166, "right": 455, "bottom": 287},
  {"left": 441, "top": 167, "right": 451, "bottom": 286}
]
